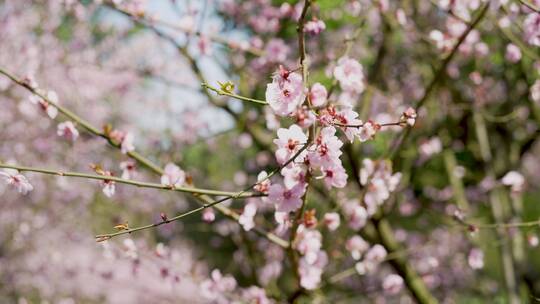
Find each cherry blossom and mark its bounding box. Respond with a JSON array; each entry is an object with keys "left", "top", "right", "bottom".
[
  {"left": 531, "top": 80, "right": 540, "bottom": 104},
  {"left": 501, "top": 171, "right": 525, "bottom": 193},
  {"left": 343, "top": 201, "right": 368, "bottom": 230},
  {"left": 281, "top": 165, "right": 307, "bottom": 189},
  {"left": 304, "top": 19, "right": 326, "bottom": 35},
  {"left": 122, "top": 238, "right": 138, "bottom": 260},
  {"left": 524, "top": 13, "right": 540, "bottom": 46},
  {"left": 100, "top": 171, "right": 116, "bottom": 198},
  {"left": 160, "top": 163, "right": 186, "bottom": 187},
  {"left": 355, "top": 244, "right": 388, "bottom": 274},
  {"left": 505, "top": 43, "right": 522, "bottom": 63},
  {"left": 29, "top": 92, "right": 58, "bottom": 119},
  {"left": 333, "top": 56, "right": 365, "bottom": 94},
  {"left": 294, "top": 224, "right": 323, "bottom": 264},
  {"left": 320, "top": 163, "right": 348, "bottom": 189},
  {"left": 119, "top": 160, "right": 136, "bottom": 180},
  {"left": 273, "top": 124, "right": 307, "bottom": 165},
  {"left": 309, "top": 126, "right": 343, "bottom": 168},
  {"left": 468, "top": 248, "right": 484, "bottom": 269},
  {"left": 360, "top": 159, "right": 402, "bottom": 209},
  {"left": 200, "top": 269, "right": 237, "bottom": 302},
  {"left": 309, "top": 82, "right": 328, "bottom": 107},
  {"left": 202, "top": 208, "right": 216, "bottom": 223},
  {"left": 323, "top": 212, "right": 340, "bottom": 231},
  {"left": 57, "top": 121, "right": 79, "bottom": 142},
  {"left": 294, "top": 105, "right": 316, "bottom": 128},
  {"left": 329, "top": 107, "right": 363, "bottom": 142},
  {"left": 383, "top": 274, "right": 404, "bottom": 295},
  {"left": 239, "top": 201, "right": 257, "bottom": 231},
  {"left": 253, "top": 171, "right": 271, "bottom": 193},
  {"left": 346, "top": 235, "right": 369, "bottom": 260},
  {"left": 265, "top": 67, "right": 305, "bottom": 116},
  {"left": 0, "top": 169, "right": 33, "bottom": 195},
  {"left": 268, "top": 183, "right": 305, "bottom": 213},
  {"left": 298, "top": 250, "right": 328, "bottom": 290},
  {"left": 357, "top": 120, "right": 380, "bottom": 142},
  {"left": 241, "top": 286, "right": 272, "bottom": 304},
  {"left": 401, "top": 107, "right": 417, "bottom": 126}
]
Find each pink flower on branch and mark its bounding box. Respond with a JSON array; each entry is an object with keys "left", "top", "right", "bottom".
[
  {"left": 28, "top": 91, "right": 59, "bottom": 119},
  {"left": 0, "top": 169, "right": 33, "bottom": 195},
  {"left": 57, "top": 121, "right": 79, "bottom": 142},
  {"left": 160, "top": 163, "right": 186, "bottom": 187},
  {"left": 273, "top": 124, "right": 307, "bottom": 166},
  {"left": 265, "top": 66, "right": 305, "bottom": 116},
  {"left": 268, "top": 183, "right": 305, "bottom": 213}
]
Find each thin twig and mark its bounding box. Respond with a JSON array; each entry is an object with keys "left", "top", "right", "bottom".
[
  {"left": 201, "top": 83, "right": 268, "bottom": 105},
  {"left": 96, "top": 143, "right": 310, "bottom": 241},
  {"left": 0, "top": 67, "right": 290, "bottom": 248},
  {"left": 0, "top": 163, "right": 262, "bottom": 198}
]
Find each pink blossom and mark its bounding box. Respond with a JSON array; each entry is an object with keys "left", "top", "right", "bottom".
[
  {"left": 309, "top": 126, "right": 343, "bottom": 168},
  {"left": 268, "top": 183, "right": 305, "bottom": 213},
  {"left": 327, "top": 107, "right": 362, "bottom": 142},
  {"left": 298, "top": 251, "right": 328, "bottom": 290},
  {"left": 419, "top": 137, "right": 443, "bottom": 158},
  {"left": 241, "top": 286, "right": 272, "bottom": 304},
  {"left": 360, "top": 159, "right": 402, "bottom": 208},
  {"left": 160, "top": 163, "right": 186, "bottom": 187},
  {"left": 294, "top": 106, "right": 316, "bottom": 128},
  {"left": 524, "top": 13, "right": 540, "bottom": 46},
  {"left": 468, "top": 248, "right": 484, "bottom": 269},
  {"left": 400, "top": 107, "right": 417, "bottom": 126},
  {"left": 281, "top": 165, "right": 307, "bottom": 189},
  {"left": 274, "top": 211, "right": 292, "bottom": 233},
  {"left": 253, "top": 171, "right": 271, "bottom": 194},
  {"left": 122, "top": 238, "right": 138, "bottom": 260},
  {"left": 501, "top": 171, "right": 525, "bottom": 193},
  {"left": 119, "top": 160, "right": 136, "bottom": 180},
  {"left": 120, "top": 132, "right": 135, "bottom": 154},
  {"left": 505, "top": 43, "right": 522, "bottom": 63},
  {"left": 29, "top": 92, "right": 58, "bottom": 119},
  {"left": 294, "top": 224, "right": 322, "bottom": 264},
  {"left": 266, "top": 67, "right": 305, "bottom": 116},
  {"left": 56, "top": 121, "right": 79, "bottom": 142},
  {"left": 528, "top": 234, "right": 539, "bottom": 247},
  {"left": 239, "top": 201, "right": 257, "bottom": 231},
  {"left": 202, "top": 208, "right": 216, "bottom": 222},
  {"left": 304, "top": 19, "right": 326, "bottom": 35},
  {"left": 0, "top": 169, "right": 33, "bottom": 195},
  {"left": 342, "top": 201, "right": 368, "bottom": 230},
  {"left": 383, "top": 274, "right": 404, "bottom": 295},
  {"left": 101, "top": 180, "right": 116, "bottom": 198},
  {"left": 531, "top": 80, "right": 540, "bottom": 104},
  {"left": 333, "top": 56, "right": 365, "bottom": 93},
  {"left": 320, "top": 163, "right": 348, "bottom": 189},
  {"left": 357, "top": 120, "right": 379, "bottom": 142},
  {"left": 273, "top": 124, "right": 307, "bottom": 165},
  {"left": 109, "top": 130, "right": 135, "bottom": 154},
  {"left": 309, "top": 83, "right": 328, "bottom": 107},
  {"left": 363, "top": 244, "right": 387, "bottom": 272},
  {"left": 323, "top": 212, "right": 340, "bottom": 231},
  {"left": 200, "top": 269, "right": 237, "bottom": 301},
  {"left": 346, "top": 236, "right": 369, "bottom": 260}
]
